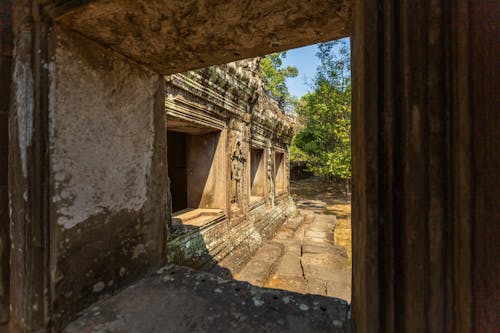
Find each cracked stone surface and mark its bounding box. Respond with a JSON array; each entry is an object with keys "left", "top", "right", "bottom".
[
  {"left": 236, "top": 201, "right": 351, "bottom": 302},
  {"left": 64, "top": 265, "right": 349, "bottom": 333}
]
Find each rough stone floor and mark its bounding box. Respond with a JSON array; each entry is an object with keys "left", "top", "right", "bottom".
[
  {"left": 64, "top": 265, "right": 349, "bottom": 333},
  {"left": 235, "top": 200, "right": 351, "bottom": 302}
]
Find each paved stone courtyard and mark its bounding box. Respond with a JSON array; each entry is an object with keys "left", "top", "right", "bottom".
[{"left": 235, "top": 200, "right": 351, "bottom": 302}]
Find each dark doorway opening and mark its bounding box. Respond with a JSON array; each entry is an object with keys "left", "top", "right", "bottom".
[{"left": 167, "top": 131, "right": 188, "bottom": 212}]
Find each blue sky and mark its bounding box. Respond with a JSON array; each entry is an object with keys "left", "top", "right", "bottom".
[{"left": 280, "top": 38, "right": 350, "bottom": 98}]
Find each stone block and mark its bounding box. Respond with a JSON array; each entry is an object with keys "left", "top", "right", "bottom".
[{"left": 64, "top": 265, "right": 350, "bottom": 332}]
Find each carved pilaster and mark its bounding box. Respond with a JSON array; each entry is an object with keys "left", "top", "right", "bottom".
[
  {"left": 266, "top": 147, "right": 275, "bottom": 206},
  {"left": 352, "top": 1, "right": 499, "bottom": 332}
]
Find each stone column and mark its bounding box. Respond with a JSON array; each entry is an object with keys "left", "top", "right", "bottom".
[
  {"left": 0, "top": 0, "right": 12, "bottom": 326},
  {"left": 352, "top": 0, "right": 499, "bottom": 332},
  {"left": 8, "top": 1, "right": 54, "bottom": 330},
  {"left": 284, "top": 150, "right": 290, "bottom": 194}
]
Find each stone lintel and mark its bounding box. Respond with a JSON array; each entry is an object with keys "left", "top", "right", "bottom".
[{"left": 53, "top": 0, "right": 350, "bottom": 75}]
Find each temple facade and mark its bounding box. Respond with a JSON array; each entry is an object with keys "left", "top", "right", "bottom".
[{"left": 165, "top": 60, "right": 295, "bottom": 274}]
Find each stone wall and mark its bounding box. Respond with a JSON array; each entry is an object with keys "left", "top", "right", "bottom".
[
  {"left": 49, "top": 27, "right": 167, "bottom": 327},
  {"left": 165, "top": 60, "right": 296, "bottom": 274}
]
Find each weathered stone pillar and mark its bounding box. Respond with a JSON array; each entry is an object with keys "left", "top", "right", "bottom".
[
  {"left": 9, "top": 1, "right": 53, "bottom": 330},
  {"left": 8, "top": 2, "right": 169, "bottom": 330},
  {"left": 0, "top": 0, "right": 12, "bottom": 326},
  {"left": 352, "top": 0, "right": 499, "bottom": 332}
]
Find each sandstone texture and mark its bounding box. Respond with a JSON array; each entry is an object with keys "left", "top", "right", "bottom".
[
  {"left": 165, "top": 58, "right": 296, "bottom": 276},
  {"left": 236, "top": 200, "right": 352, "bottom": 302},
  {"left": 64, "top": 265, "right": 350, "bottom": 333},
  {"left": 55, "top": 0, "right": 350, "bottom": 75},
  {"left": 4, "top": 0, "right": 497, "bottom": 331}
]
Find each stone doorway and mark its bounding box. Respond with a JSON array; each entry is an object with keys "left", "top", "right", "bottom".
[{"left": 166, "top": 117, "right": 226, "bottom": 227}]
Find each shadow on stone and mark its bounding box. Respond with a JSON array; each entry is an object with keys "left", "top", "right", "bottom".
[{"left": 64, "top": 221, "right": 350, "bottom": 332}]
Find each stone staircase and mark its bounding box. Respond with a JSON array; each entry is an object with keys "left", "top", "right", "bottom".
[
  {"left": 234, "top": 214, "right": 306, "bottom": 287},
  {"left": 234, "top": 214, "right": 305, "bottom": 286},
  {"left": 233, "top": 241, "right": 284, "bottom": 285},
  {"left": 235, "top": 205, "right": 351, "bottom": 302}
]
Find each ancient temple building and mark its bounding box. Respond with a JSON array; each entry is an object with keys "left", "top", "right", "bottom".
[
  {"left": 164, "top": 60, "right": 296, "bottom": 273},
  {"left": 1, "top": 0, "right": 497, "bottom": 332}
]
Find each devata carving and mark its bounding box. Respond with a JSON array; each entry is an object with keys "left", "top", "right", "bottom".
[
  {"left": 267, "top": 149, "right": 275, "bottom": 205},
  {"left": 231, "top": 139, "right": 246, "bottom": 205}
]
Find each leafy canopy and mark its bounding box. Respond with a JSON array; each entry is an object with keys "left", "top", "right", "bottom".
[
  {"left": 291, "top": 39, "right": 352, "bottom": 180},
  {"left": 260, "top": 52, "right": 298, "bottom": 110}
]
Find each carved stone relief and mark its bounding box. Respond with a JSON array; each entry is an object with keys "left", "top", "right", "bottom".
[
  {"left": 230, "top": 121, "right": 246, "bottom": 207},
  {"left": 267, "top": 148, "right": 275, "bottom": 206}
]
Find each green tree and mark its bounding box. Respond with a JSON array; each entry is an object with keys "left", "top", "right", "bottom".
[
  {"left": 292, "top": 39, "right": 351, "bottom": 185},
  {"left": 260, "top": 52, "right": 298, "bottom": 110}
]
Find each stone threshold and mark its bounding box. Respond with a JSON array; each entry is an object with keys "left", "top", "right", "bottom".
[{"left": 172, "top": 208, "right": 225, "bottom": 229}]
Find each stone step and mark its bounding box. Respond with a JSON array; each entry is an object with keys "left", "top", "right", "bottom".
[
  {"left": 273, "top": 213, "right": 307, "bottom": 242},
  {"left": 281, "top": 214, "right": 305, "bottom": 232},
  {"left": 295, "top": 199, "right": 328, "bottom": 213},
  {"left": 267, "top": 243, "right": 307, "bottom": 294},
  {"left": 234, "top": 241, "right": 284, "bottom": 286}
]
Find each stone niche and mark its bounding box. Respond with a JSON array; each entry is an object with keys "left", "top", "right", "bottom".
[
  {"left": 167, "top": 116, "right": 227, "bottom": 227},
  {"left": 165, "top": 59, "right": 296, "bottom": 273}
]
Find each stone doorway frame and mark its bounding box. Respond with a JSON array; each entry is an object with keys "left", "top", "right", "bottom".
[{"left": 350, "top": 1, "right": 498, "bottom": 332}]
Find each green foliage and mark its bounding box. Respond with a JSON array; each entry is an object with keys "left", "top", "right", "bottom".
[
  {"left": 260, "top": 52, "right": 298, "bottom": 110},
  {"left": 291, "top": 39, "right": 352, "bottom": 180},
  {"left": 290, "top": 144, "right": 309, "bottom": 162}
]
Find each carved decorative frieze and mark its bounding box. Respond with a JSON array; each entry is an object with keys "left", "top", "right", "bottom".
[{"left": 166, "top": 58, "right": 294, "bottom": 149}]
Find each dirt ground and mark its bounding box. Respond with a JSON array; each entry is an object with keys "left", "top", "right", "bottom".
[{"left": 290, "top": 177, "right": 352, "bottom": 263}]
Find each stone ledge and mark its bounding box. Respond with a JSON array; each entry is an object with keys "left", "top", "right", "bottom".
[
  {"left": 64, "top": 265, "right": 350, "bottom": 333},
  {"left": 172, "top": 208, "right": 225, "bottom": 228}
]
